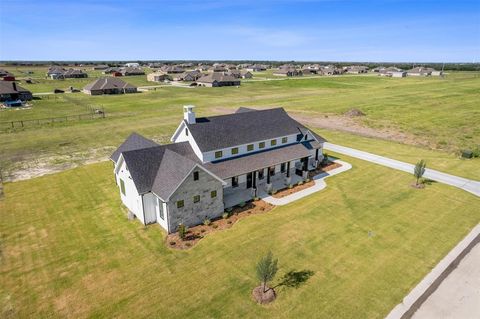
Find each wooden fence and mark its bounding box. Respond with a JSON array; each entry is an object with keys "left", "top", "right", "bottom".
[{"left": 0, "top": 108, "right": 105, "bottom": 131}]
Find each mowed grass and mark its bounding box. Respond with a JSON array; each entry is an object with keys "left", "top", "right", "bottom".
[
  {"left": 1, "top": 154, "right": 479, "bottom": 318},
  {"left": 1, "top": 72, "right": 479, "bottom": 180}
]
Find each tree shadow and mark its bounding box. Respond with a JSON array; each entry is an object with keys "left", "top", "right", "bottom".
[
  {"left": 422, "top": 178, "right": 437, "bottom": 185},
  {"left": 274, "top": 269, "right": 315, "bottom": 289}
]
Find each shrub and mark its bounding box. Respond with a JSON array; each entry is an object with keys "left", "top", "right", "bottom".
[
  {"left": 254, "top": 197, "right": 260, "bottom": 201},
  {"left": 414, "top": 159, "right": 427, "bottom": 186},
  {"left": 203, "top": 218, "right": 211, "bottom": 226},
  {"left": 298, "top": 181, "right": 304, "bottom": 186},
  {"left": 288, "top": 184, "right": 293, "bottom": 189},
  {"left": 222, "top": 212, "right": 229, "bottom": 219},
  {"left": 169, "top": 241, "right": 176, "bottom": 246},
  {"left": 305, "top": 178, "right": 311, "bottom": 183},
  {"left": 227, "top": 220, "right": 232, "bottom": 224},
  {"left": 178, "top": 224, "right": 188, "bottom": 240},
  {"left": 239, "top": 201, "right": 246, "bottom": 208},
  {"left": 185, "top": 242, "right": 191, "bottom": 247},
  {"left": 226, "top": 207, "right": 233, "bottom": 213},
  {"left": 461, "top": 149, "right": 473, "bottom": 159},
  {"left": 200, "top": 229, "right": 206, "bottom": 233},
  {"left": 321, "top": 153, "right": 329, "bottom": 166},
  {"left": 473, "top": 147, "right": 480, "bottom": 158},
  {"left": 272, "top": 189, "right": 277, "bottom": 195},
  {"left": 212, "top": 224, "right": 218, "bottom": 229}
]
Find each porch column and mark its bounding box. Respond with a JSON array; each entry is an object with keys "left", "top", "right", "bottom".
[
  {"left": 286, "top": 162, "right": 290, "bottom": 178},
  {"left": 252, "top": 171, "right": 257, "bottom": 189},
  {"left": 267, "top": 167, "right": 271, "bottom": 184},
  {"left": 315, "top": 149, "right": 319, "bottom": 160}
]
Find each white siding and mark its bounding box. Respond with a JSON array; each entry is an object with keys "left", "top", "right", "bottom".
[
  {"left": 171, "top": 122, "right": 204, "bottom": 161},
  {"left": 202, "top": 133, "right": 299, "bottom": 163},
  {"left": 116, "top": 157, "right": 145, "bottom": 224}
]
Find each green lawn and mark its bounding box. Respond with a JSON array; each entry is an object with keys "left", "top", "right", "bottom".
[
  {"left": 1, "top": 72, "right": 479, "bottom": 180},
  {"left": 1, "top": 154, "right": 479, "bottom": 318}
]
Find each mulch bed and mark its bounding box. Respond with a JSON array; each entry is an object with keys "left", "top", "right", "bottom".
[
  {"left": 166, "top": 200, "right": 274, "bottom": 250},
  {"left": 411, "top": 182, "right": 425, "bottom": 189},
  {"left": 272, "top": 180, "right": 314, "bottom": 198},
  {"left": 308, "top": 161, "right": 342, "bottom": 178},
  {"left": 252, "top": 286, "right": 276, "bottom": 304}
]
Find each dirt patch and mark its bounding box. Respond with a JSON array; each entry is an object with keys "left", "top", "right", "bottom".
[
  {"left": 167, "top": 200, "right": 274, "bottom": 250},
  {"left": 210, "top": 106, "right": 429, "bottom": 147},
  {"left": 344, "top": 108, "right": 366, "bottom": 117},
  {"left": 252, "top": 286, "right": 276, "bottom": 304},
  {"left": 411, "top": 182, "right": 425, "bottom": 189},
  {"left": 2, "top": 146, "right": 114, "bottom": 182}
]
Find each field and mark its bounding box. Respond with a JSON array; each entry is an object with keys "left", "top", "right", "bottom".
[
  {"left": 0, "top": 70, "right": 479, "bottom": 181},
  {"left": 1, "top": 153, "right": 479, "bottom": 318}
]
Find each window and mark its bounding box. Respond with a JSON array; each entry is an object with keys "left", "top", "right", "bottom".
[
  {"left": 185, "top": 128, "right": 189, "bottom": 136},
  {"left": 120, "top": 179, "right": 126, "bottom": 195},
  {"left": 281, "top": 163, "right": 286, "bottom": 173},
  {"left": 193, "top": 195, "right": 200, "bottom": 203},
  {"left": 231, "top": 147, "right": 239, "bottom": 155},
  {"left": 158, "top": 200, "right": 164, "bottom": 220},
  {"left": 296, "top": 133, "right": 303, "bottom": 141},
  {"left": 232, "top": 176, "right": 239, "bottom": 187},
  {"left": 259, "top": 142, "right": 265, "bottom": 149},
  {"left": 258, "top": 169, "right": 264, "bottom": 180},
  {"left": 304, "top": 134, "right": 308, "bottom": 141},
  {"left": 247, "top": 144, "right": 254, "bottom": 151},
  {"left": 193, "top": 171, "right": 199, "bottom": 181},
  {"left": 269, "top": 166, "right": 276, "bottom": 176},
  {"left": 215, "top": 151, "right": 223, "bottom": 159},
  {"left": 282, "top": 137, "right": 288, "bottom": 144},
  {"left": 177, "top": 200, "right": 184, "bottom": 208},
  {"left": 271, "top": 139, "right": 277, "bottom": 146},
  {"left": 211, "top": 190, "right": 217, "bottom": 198}
]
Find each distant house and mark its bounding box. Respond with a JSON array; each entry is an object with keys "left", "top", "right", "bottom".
[
  {"left": 160, "top": 65, "right": 184, "bottom": 74},
  {"left": 377, "top": 67, "right": 406, "bottom": 77},
  {"left": 147, "top": 71, "right": 171, "bottom": 82},
  {"left": 83, "top": 77, "right": 137, "bottom": 95},
  {"left": 209, "top": 65, "right": 228, "bottom": 73},
  {"left": 345, "top": 66, "right": 369, "bottom": 74},
  {"left": 0, "top": 81, "right": 33, "bottom": 102},
  {"left": 0, "top": 69, "right": 14, "bottom": 77},
  {"left": 196, "top": 73, "right": 241, "bottom": 87},
  {"left": 103, "top": 67, "right": 121, "bottom": 74},
  {"left": 431, "top": 70, "right": 443, "bottom": 76},
  {"left": 302, "top": 69, "right": 317, "bottom": 75},
  {"left": 47, "top": 67, "right": 66, "bottom": 79},
  {"left": 240, "top": 71, "right": 253, "bottom": 79},
  {"left": 125, "top": 62, "right": 140, "bottom": 68},
  {"left": 273, "top": 67, "right": 302, "bottom": 77},
  {"left": 112, "top": 71, "right": 123, "bottom": 77},
  {"left": 407, "top": 67, "right": 434, "bottom": 76},
  {"left": 245, "top": 64, "right": 267, "bottom": 72},
  {"left": 319, "top": 65, "right": 343, "bottom": 76},
  {"left": 121, "top": 67, "right": 145, "bottom": 76},
  {"left": 63, "top": 69, "right": 88, "bottom": 78},
  {"left": 92, "top": 65, "right": 109, "bottom": 70},
  {"left": 172, "top": 70, "right": 203, "bottom": 82}
]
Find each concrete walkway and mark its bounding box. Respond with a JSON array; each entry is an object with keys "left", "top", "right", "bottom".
[
  {"left": 324, "top": 143, "right": 480, "bottom": 197},
  {"left": 261, "top": 159, "right": 352, "bottom": 205}
]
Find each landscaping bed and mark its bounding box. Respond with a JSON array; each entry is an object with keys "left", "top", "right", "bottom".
[
  {"left": 166, "top": 200, "right": 274, "bottom": 250},
  {"left": 272, "top": 180, "right": 315, "bottom": 198},
  {"left": 308, "top": 161, "right": 342, "bottom": 178}
]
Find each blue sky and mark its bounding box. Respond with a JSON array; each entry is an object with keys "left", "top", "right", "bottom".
[{"left": 0, "top": 0, "right": 479, "bottom": 62}]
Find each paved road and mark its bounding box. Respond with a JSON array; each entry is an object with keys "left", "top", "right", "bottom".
[
  {"left": 324, "top": 142, "right": 480, "bottom": 197},
  {"left": 411, "top": 242, "right": 480, "bottom": 319}
]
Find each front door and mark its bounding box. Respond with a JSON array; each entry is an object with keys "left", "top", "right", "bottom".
[{"left": 246, "top": 172, "right": 253, "bottom": 188}]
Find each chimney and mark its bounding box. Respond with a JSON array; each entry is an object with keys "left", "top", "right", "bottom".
[
  {"left": 12, "top": 82, "right": 17, "bottom": 91},
  {"left": 183, "top": 105, "right": 196, "bottom": 124}
]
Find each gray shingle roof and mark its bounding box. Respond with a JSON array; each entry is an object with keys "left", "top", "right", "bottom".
[
  {"left": 196, "top": 72, "right": 239, "bottom": 83},
  {"left": 84, "top": 77, "right": 137, "bottom": 91},
  {"left": 204, "top": 143, "right": 312, "bottom": 179},
  {"left": 185, "top": 107, "right": 326, "bottom": 152},
  {"left": 110, "top": 132, "right": 159, "bottom": 162}
]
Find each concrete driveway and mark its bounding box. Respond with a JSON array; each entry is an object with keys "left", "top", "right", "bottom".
[
  {"left": 324, "top": 143, "right": 480, "bottom": 197},
  {"left": 411, "top": 242, "right": 480, "bottom": 319}
]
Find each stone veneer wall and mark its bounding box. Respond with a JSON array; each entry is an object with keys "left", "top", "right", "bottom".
[{"left": 167, "top": 168, "right": 224, "bottom": 232}]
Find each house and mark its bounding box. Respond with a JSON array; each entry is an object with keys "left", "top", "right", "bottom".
[
  {"left": 172, "top": 70, "right": 203, "bottom": 82},
  {"left": 111, "top": 106, "right": 326, "bottom": 233},
  {"left": 83, "top": 77, "right": 137, "bottom": 95},
  {"left": 147, "top": 71, "right": 171, "bottom": 82},
  {"left": 377, "top": 67, "right": 406, "bottom": 77},
  {"left": 92, "top": 65, "right": 109, "bottom": 70},
  {"left": 319, "top": 65, "right": 343, "bottom": 75},
  {"left": 273, "top": 67, "right": 303, "bottom": 77},
  {"left": 345, "top": 66, "right": 369, "bottom": 74},
  {"left": 125, "top": 62, "right": 140, "bottom": 68},
  {"left": 63, "top": 69, "right": 88, "bottom": 78},
  {"left": 302, "top": 69, "right": 317, "bottom": 75},
  {"left": 0, "top": 69, "right": 14, "bottom": 77},
  {"left": 209, "top": 65, "right": 228, "bottom": 73},
  {"left": 103, "top": 67, "right": 121, "bottom": 74},
  {"left": 240, "top": 70, "right": 253, "bottom": 79},
  {"left": 47, "top": 67, "right": 66, "bottom": 79},
  {"left": 160, "top": 65, "right": 184, "bottom": 74},
  {"left": 407, "top": 67, "right": 434, "bottom": 76},
  {"left": 431, "top": 70, "right": 443, "bottom": 76},
  {"left": 246, "top": 64, "right": 267, "bottom": 72},
  {"left": 0, "top": 81, "right": 33, "bottom": 102},
  {"left": 196, "top": 73, "right": 241, "bottom": 87},
  {"left": 121, "top": 67, "right": 145, "bottom": 76}
]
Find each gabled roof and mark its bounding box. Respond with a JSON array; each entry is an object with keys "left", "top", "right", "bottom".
[
  {"left": 196, "top": 72, "right": 238, "bottom": 83},
  {"left": 185, "top": 107, "right": 326, "bottom": 152},
  {"left": 110, "top": 132, "right": 159, "bottom": 162},
  {"left": 0, "top": 81, "right": 30, "bottom": 94},
  {"left": 84, "top": 77, "right": 137, "bottom": 91}
]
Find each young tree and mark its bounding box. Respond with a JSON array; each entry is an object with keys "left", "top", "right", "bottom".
[
  {"left": 414, "top": 159, "right": 427, "bottom": 186},
  {"left": 256, "top": 251, "right": 278, "bottom": 293},
  {"left": 178, "top": 223, "right": 188, "bottom": 240}
]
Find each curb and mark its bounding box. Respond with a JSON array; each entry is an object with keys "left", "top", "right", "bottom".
[{"left": 385, "top": 224, "right": 480, "bottom": 319}]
